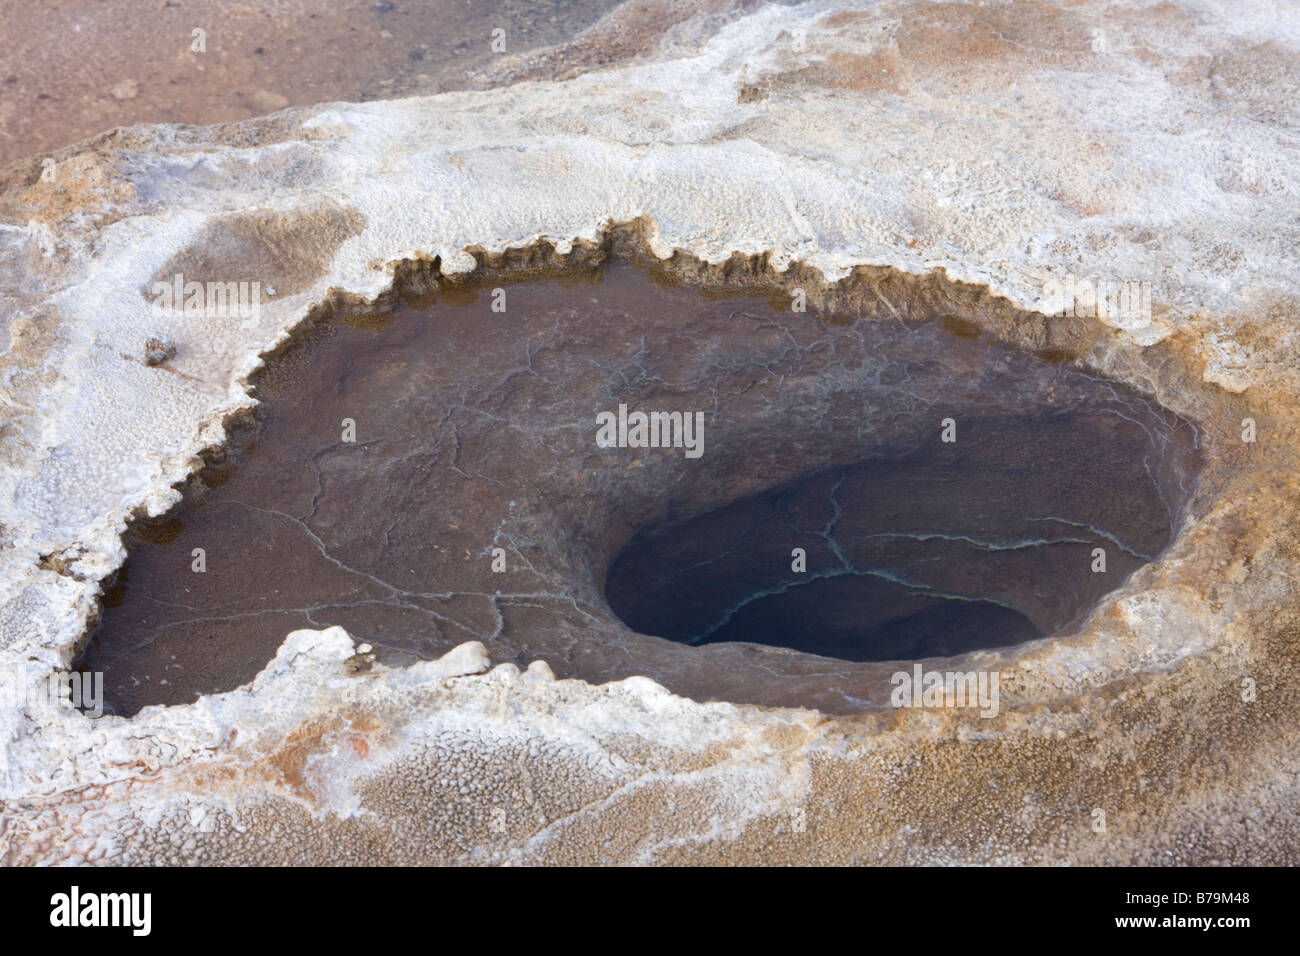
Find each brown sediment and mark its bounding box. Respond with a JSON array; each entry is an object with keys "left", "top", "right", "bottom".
[
  {"left": 144, "top": 204, "right": 368, "bottom": 301},
  {"left": 0, "top": 0, "right": 634, "bottom": 168}
]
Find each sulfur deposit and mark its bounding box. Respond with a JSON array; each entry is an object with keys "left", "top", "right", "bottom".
[{"left": 1, "top": 0, "right": 1298, "bottom": 864}]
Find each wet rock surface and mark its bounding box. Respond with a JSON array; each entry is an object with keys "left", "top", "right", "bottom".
[{"left": 84, "top": 263, "right": 1201, "bottom": 715}]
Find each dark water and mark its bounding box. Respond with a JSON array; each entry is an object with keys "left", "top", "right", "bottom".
[
  {"left": 606, "top": 438, "right": 1122, "bottom": 662},
  {"left": 80, "top": 261, "right": 1203, "bottom": 715}
]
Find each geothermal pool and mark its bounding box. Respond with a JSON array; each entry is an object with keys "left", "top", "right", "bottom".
[{"left": 80, "top": 260, "right": 1203, "bottom": 715}]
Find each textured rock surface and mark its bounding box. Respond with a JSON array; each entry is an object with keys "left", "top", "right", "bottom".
[{"left": 1, "top": 0, "right": 1298, "bottom": 864}]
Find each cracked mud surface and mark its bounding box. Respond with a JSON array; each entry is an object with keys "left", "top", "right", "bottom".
[{"left": 84, "top": 262, "right": 1202, "bottom": 715}]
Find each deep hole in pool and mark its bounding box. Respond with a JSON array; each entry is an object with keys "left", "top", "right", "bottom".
[{"left": 79, "top": 259, "right": 1203, "bottom": 715}]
